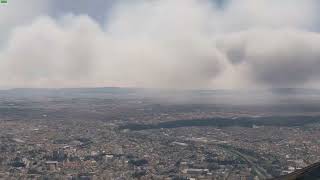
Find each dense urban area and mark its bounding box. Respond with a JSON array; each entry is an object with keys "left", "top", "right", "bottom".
[{"left": 0, "top": 88, "right": 320, "bottom": 180}]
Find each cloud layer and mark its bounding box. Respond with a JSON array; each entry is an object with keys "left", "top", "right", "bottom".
[{"left": 0, "top": 0, "right": 320, "bottom": 89}]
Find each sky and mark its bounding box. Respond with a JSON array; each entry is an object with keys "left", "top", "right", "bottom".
[{"left": 0, "top": 0, "right": 320, "bottom": 89}]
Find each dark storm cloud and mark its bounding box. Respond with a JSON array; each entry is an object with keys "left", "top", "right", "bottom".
[{"left": 217, "top": 30, "right": 320, "bottom": 87}]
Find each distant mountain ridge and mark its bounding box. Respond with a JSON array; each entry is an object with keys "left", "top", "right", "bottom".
[{"left": 1, "top": 87, "right": 320, "bottom": 95}]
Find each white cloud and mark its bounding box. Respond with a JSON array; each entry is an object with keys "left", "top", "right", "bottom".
[
  {"left": 0, "top": 0, "right": 319, "bottom": 89},
  {"left": 0, "top": 0, "right": 49, "bottom": 46},
  {"left": 218, "top": 0, "right": 319, "bottom": 32}
]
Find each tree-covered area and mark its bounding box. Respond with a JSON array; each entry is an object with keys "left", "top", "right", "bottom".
[{"left": 120, "top": 116, "right": 320, "bottom": 130}]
